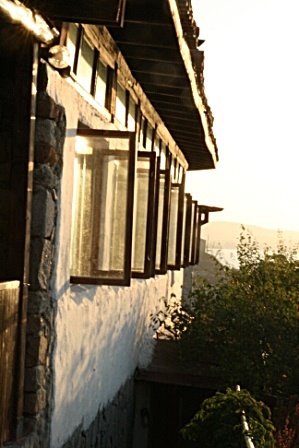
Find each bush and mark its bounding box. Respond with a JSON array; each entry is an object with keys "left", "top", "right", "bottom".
[
  {"left": 181, "top": 388, "right": 275, "bottom": 448},
  {"left": 181, "top": 230, "right": 299, "bottom": 396}
]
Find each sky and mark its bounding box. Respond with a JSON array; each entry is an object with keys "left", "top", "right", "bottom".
[{"left": 186, "top": 0, "right": 299, "bottom": 231}]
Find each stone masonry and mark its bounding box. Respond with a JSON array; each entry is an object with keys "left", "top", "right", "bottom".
[{"left": 23, "top": 62, "right": 66, "bottom": 447}]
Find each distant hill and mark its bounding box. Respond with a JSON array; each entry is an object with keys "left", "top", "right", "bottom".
[{"left": 201, "top": 221, "right": 299, "bottom": 250}]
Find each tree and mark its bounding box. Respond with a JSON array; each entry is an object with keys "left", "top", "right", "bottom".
[
  {"left": 181, "top": 388, "right": 275, "bottom": 448},
  {"left": 181, "top": 230, "right": 299, "bottom": 397}
]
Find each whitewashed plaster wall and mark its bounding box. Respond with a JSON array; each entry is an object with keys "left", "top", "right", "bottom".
[{"left": 45, "top": 68, "right": 184, "bottom": 447}]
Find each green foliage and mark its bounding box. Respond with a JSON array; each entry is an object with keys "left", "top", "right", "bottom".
[
  {"left": 150, "top": 294, "right": 192, "bottom": 339},
  {"left": 181, "top": 388, "right": 275, "bottom": 448},
  {"left": 182, "top": 229, "right": 299, "bottom": 396}
]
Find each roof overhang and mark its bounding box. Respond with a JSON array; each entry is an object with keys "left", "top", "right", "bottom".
[
  {"left": 109, "top": 0, "right": 219, "bottom": 170},
  {"left": 27, "top": 0, "right": 127, "bottom": 27},
  {"left": 15, "top": 0, "right": 218, "bottom": 170}
]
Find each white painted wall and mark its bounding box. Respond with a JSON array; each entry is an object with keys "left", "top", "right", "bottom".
[
  {"left": 51, "top": 277, "right": 169, "bottom": 447},
  {"left": 46, "top": 68, "right": 184, "bottom": 447}
]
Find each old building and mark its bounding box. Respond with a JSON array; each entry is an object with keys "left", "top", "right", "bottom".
[{"left": 0, "top": 0, "right": 218, "bottom": 446}]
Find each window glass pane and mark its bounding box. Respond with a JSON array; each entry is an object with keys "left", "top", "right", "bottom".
[
  {"left": 115, "top": 83, "right": 127, "bottom": 126},
  {"left": 170, "top": 159, "right": 176, "bottom": 182},
  {"left": 132, "top": 157, "right": 151, "bottom": 272},
  {"left": 189, "top": 201, "right": 196, "bottom": 263},
  {"left": 168, "top": 185, "right": 180, "bottom": 266},
  {"left": 160, "top": 142, "right": 167, "bottom": 170},
  {"left": 66, "top": 23, "right": 78, "bottom": 72},
  {"left": 153, "top": 136, "right": 160, "bottom": 156},
  {"left": 70, "top": 134, "right": 132, "bottom": 281},
  {"left": 181, "top": 195, "right": 187, "bottom": 265},
  {"left": 128, "top": 97, "right": 136, "bottom": 131},
  {"left": 145, "top": 123, "right": 153, "bottom": 150},
  {"left": 183, "top": 194, "right": 192, "bottom": 266},
  {"left": 77, "top": 35, "right": 94, "bottom": 92},
  {"left": 138, "top": 115, "right": 145, "bottom": 149},
  {"left": 95, "top": 58, "right": 107, "bottom": 107},
  {"left": 193, "top": 206, "right": 201, "bottom": 263},
  {"left": 155, "top": 173, "right": 166, "bottom": 270}
]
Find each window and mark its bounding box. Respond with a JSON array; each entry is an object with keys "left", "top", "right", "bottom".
[
  {"left": 138, "top": 115, "right": 145, "bottom": 149},
  {"left": 132, "top": 151, "right": 156, "bottom": 277},
  {"left": 76, "top": 32, "right": 95, "bottom": 93},
  {"left": 167, "top": 181, "right": 184, "bottom": 269},
  {"left": 127, "top": 96, "right": 136, "bottom": 131},
  {"left": 189, "top": 201, "right": 203, "bottom": 265},
  {"left": 94, "top": 58, "right": 108, "bottom": 107},
  {"left": 167, "top": 160, "right": 185, "bottom": 269},
  {"left": 115, "top": 82, "right": 127, "bottom": 126},
  {"left": 188, "top": 200, "right": 197, "bottom": 264},
  {"left": 66, "top": 23, "right": 79, "bottom": 72},
  {"left": 70, "top": 129, "right": 136, "bottom": 286},
  {"left": 154, "top": 165, "right": 171, "bottom": 274},
  {"left": 182, "top": 193, "right": 192, "bottom": 267},
  {"left": 144, "top": 122, "right": 153, "bottom": 150},
  {"left": 194, "top": 205, "right": 202, "bottom": 265}
]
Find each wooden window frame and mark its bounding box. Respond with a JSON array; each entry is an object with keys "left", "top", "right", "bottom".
[
  {"left": 154, "top": 163, "right": 171, "bottom": 275},
  {"left": 190, "top": 203, "right": 202, "bottom": 265},
  {"left": 189, "top": 200, "right": 197, "bottom": 265},
  {"left": 132, "top": 151, "right": 156, "bottom": 279},
  {"left": 182, "top": 193, "right": 192, "bottom": 268},
  {"left": 70, "top": 129, "right": 136, "bottom": 286},
  {"left": 167, "top": 174, "right": 185, "bottom": 271},
  {"left": 105, "top": 64, "right": 116, "bottom": 116}
]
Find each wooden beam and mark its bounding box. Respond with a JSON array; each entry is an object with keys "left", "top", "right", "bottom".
[
  {"left": 137, "top": 79, "right": 186, "bottom": 90},
  {"left": 28, "top": 0, "right": 127, "bottom": 25},
  {"left": 115, "top": 43, "right": 181, "bottom": 62},
  {"left": 128, "top": 61, "right": 186, "bottom": 78},
  {"left": 110, "top": 22, "right": 178, "bottom": 48},
  {"left": 114, "top": 37, "right": 175, "bottom": 49}
]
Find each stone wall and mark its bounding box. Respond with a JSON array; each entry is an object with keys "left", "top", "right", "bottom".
[
  {"left": 62, "top": 378, "right": 135, "bottom": 448},
  {"left": 23, "top": 63, "right": 66, "bottom": 446}
]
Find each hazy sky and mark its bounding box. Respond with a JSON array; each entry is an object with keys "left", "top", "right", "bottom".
[{"left": 186, "top": 0, "right": 299, "bottom": 231}]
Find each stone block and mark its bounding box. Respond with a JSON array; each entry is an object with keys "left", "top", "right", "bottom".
[
  {"left": 34, "top": 164, "right": 57, "bottom": 189},
  {"left": 35, "top": 141, "right": 59, "bottom": 166},
  {"left": 27, "top": 291, "right": 51, "bottom": 315},
  {"left": 25, "top": 334, "right": 49, "bottom": 367},
  {"left": 26, "top": 314, "right": 42, "bottom": 335},
  {"left": 31, "top": 188, "right": 55, "bottom": 238},
  {"left": 24, "top": 366, "right": 46, "bottom": 392},
  {"left": 29, "top": 238, "right": 53, "bottom": 291},
  {"left": 35, "top": 119, "right": 57, "bottom": 148},
  {"left": 36, "top": 92, "right": 60, "bottom": 120},
  {"left": 23, "top": 388, "right": 46, "bottom": 415}
]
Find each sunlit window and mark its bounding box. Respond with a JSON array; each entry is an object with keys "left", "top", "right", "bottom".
[
  {"left": 181, "top": 195, "right": 188, "bottom": 266},
  {"left": 70, "top": 129, "right": 136, "bottom": 286},
  {"left": 189, "top": 200, "right": 198, "bottom": 265},
  {"left": 94, "top": 58, "right": 107, "bottom": 107},
  {"left": 160, "top": 142, "right": 167, "bottom": 170},
  {"left": 183, "top": 193, "right": 192, "bottom": 267},
  {"left": 138, "top": 115, "right": 145, "bottom": 149},
  {"left": 127, "top": 96, "right": 136, "bottom": 131},
  {"left": 115, "top": 82, "right": 127, "bottom": 126},
  {"left": 145, "top": 122, "right": 153, "bottom": 150},
  {"left": 193, "top": 205, "right": 201, "bottom": 265},
  {"left": 155, "top": 164, "right": 170, "bottom": 274},
  {"left": 167, "top": 174, "right": 185, "bottom": 269},
  {"left": 66, "top": 23, "right": 79, "bottom": 72},
  {"left": 76, "top": 33, "right": 94, "bottom": 93},
  {"left": 132, "top": 152, "right": 156, "bottom": 277}
]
